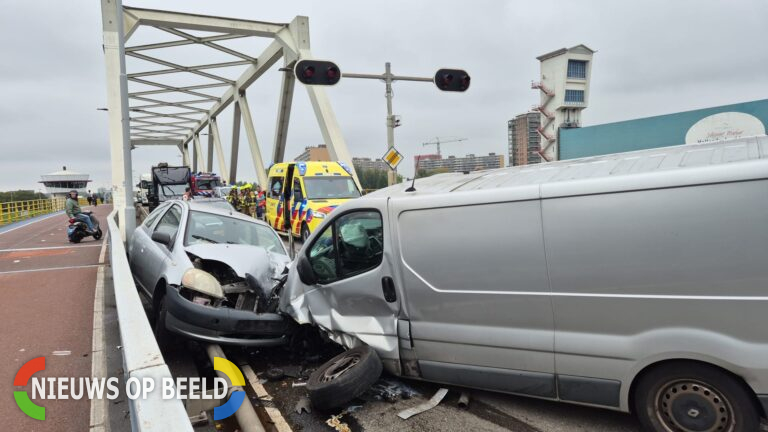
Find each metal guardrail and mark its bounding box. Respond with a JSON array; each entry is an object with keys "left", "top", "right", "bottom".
[
  {"left": 107, "top": 208, "right": 193, "bottom": 431},
  {"left": 0, "top": 197, "right": 72, "bottom": 225}
]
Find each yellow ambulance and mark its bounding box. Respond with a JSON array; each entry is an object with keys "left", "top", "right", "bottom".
[{"left": 265, "top": 161, "right": 361, "bottom": 241}]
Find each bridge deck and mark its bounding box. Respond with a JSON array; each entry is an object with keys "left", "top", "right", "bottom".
[{"left": 0, "top": 205, "right": 112, "bottom": 431}]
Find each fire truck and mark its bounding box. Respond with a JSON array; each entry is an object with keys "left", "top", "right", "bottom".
[{"left": 189, "top": 172, "right": 222, "bottom": 197}]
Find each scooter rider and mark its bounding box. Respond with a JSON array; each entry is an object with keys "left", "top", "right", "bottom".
[{"left": 66, "top": 190, "right": 96, "bottom": 233}]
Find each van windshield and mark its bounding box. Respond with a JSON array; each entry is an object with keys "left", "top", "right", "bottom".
[{"left": 303, "top": 177, "right": 360, "bottom": 200}]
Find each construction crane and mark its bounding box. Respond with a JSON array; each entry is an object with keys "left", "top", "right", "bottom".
[{"left": 422, "top": 137, "right": 467, "bottom": 157}]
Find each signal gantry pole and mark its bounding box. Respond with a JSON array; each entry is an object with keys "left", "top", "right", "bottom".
[{"left": 294, "top": 60, "right": 470, "bottom": 186}]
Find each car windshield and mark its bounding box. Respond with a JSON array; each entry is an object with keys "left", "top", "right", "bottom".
[
  {"left": 196, "top": 178, "right": 220, "bottom": 190},
  {"left": 197, "top": 200, "right": 234, "bottom": 211},
  {"left": 303, "top": 177, "right": 360, "bottom": 200},
  {"left": 185, "top": 211, "right": 286, "bottom": 254},
  {"left": 159, "top": 184, "right": 187, "bottom": 200}
]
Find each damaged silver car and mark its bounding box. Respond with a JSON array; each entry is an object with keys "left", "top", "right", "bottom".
[{"left": 128, "top": 199, "right": 293, "bottom": 347}]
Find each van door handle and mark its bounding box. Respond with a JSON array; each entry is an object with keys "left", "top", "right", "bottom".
[{"left": 381, "top": 277, "right": 397, "bottom": 303}]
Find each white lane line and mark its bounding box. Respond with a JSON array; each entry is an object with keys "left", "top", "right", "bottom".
[
  {"left": 0, "top": 211, "right": 65, "bottom": 236},
  {"left": 0, "top": 264, "right": 100, "bottom": 275},
  {"left": 52, "top": 350, "right": 72, "bottom": 356},
  {"left": 89, "top": 264, "right": 108, "bottom": 431},
  {"left": 98, "top": 235, "right": 107, "bottom": 264},
  {"left": 0, "top": 244, "right": 102, "bottom": 253}
]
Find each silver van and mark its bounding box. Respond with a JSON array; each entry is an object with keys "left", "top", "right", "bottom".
[{"left": 281, "top": 136, "right": 768, "bottom": 431}]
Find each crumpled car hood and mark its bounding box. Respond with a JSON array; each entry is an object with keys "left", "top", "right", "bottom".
[{"left": 185, "top": 244, "right": 290, "bottom": 284}]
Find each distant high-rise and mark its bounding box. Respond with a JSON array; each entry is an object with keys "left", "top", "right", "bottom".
[
  {"left": 416, "top": 153, "right": 504, "bottom": 173},
  {"left": 508, "top": 112, "right": 541, "bottom": 166},
  {"left": 531, "top": 44, "right": 595, "bottom": 162},
  {"left": 352, "top": 157, "right": 389, "bottom": 172},
  {"left": 294, "top": 144, "right": 330, "bottom": 161}
]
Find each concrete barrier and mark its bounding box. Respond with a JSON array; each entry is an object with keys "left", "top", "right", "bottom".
[{"left": 107, "top": 208, "right": 193, "bottom": 432}]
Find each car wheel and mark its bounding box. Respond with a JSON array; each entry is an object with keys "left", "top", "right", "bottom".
[
  {"left": 301, "top": 224, "right": 311, "bottom": 243},
  {"left": 306, "top": 345, "right": 382, "bottom": 410},
  {"left": 633, "top": 362, "right": 760, "bottom": 432},
  {"left": 154, "top": 297, "right": 178, "bottom": 352}
]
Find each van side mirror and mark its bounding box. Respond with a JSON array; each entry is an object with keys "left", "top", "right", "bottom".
[
  {"left": 151, "top": 231, "right": 172, "bottom": 247},
  {"left": 296, "top": 253, "right": 318, "bottom": 285}
]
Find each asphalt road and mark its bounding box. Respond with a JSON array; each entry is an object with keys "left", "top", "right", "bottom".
[{"left": 0, "top": 205, "right": 111, "bottom": 432}]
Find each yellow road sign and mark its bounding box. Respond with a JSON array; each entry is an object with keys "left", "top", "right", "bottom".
[{"left": 382, "top": 147, "right": 403, "bottom": 170}]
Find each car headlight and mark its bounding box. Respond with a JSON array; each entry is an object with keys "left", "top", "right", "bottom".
[{"left": 181, "top": 268, "right": 224, "bottom": 299}]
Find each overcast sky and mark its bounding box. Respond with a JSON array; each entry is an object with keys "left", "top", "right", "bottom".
[{"left": 1, "top": 0, "right": 767, "bottom": 192}]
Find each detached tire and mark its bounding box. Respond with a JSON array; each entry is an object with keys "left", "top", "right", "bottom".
[
  {"left": 307, "top": 345, "right": 382, "bottom": 410},
  {"left": 633, "top": 362, "right": 760, "bottom": 432}
]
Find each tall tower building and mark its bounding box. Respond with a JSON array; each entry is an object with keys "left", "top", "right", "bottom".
[
  {"left": 508, "top": 112, "right": 541, "bottom": 166},
  {"left": 531, "top": 44, "right": 595, "bottom": 162}
]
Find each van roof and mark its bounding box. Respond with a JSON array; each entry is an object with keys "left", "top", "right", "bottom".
[{"left": 368, "top": 136, "right": 768, "bottom": 198}]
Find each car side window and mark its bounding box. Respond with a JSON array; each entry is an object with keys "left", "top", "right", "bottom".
[
  {"left": 269, "top": 177, "right": 283, "bottom": 199},
  {"left": 154, "top": 205, "right": 182, "bottom": 244},
  {"left": 308, "top": 225, "right": 337, "bottom": 283},
  {"left": 307, "top": 210, "right": 383, "bottom": 284},
  {"left": 142, "top": 205, "right": 167, "bottom": 228},
  {"left": 293, "top": 178, "right": 304, "bottom": 202}
]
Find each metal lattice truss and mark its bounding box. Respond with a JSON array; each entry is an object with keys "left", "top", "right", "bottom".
[{"left": 103, "top": 5, "right": 357, "bottom": 194}]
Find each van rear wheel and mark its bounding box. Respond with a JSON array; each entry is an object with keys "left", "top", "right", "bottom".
[{"left": 633, "top": 362, "right": 760, "bottom": 432}]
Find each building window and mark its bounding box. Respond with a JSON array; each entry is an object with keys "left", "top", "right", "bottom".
[
  {"left": 564, "top": 89, "right": 585, "bottom": 105},
  {"left": 567, "top": 60, "right": 587, "bottom": 79}
]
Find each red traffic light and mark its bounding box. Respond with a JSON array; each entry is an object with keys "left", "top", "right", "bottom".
[
  {"left": 434, "top": 68, "right": 470, "bottom": 92},
  {"left": 295, "top": 60, "right": 342, "bottom": 86}
]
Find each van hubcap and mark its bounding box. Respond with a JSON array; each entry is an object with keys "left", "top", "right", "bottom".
[
  {"left": 655, "top": 380, "right": 733, "bottom": 432},
  {"left": 320, "top": 353, "right": 361, "bottom": 383}
]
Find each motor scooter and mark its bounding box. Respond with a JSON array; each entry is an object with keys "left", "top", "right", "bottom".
[{"left": 67, "top": 212, "right": 102, "bottom": 243}]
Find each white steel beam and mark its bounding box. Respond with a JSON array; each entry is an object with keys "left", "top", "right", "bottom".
[
  {"left": 101, "top": 0, "right": 135, "bottom": 241},
  {"left": 272, "top": 62, "right": 295, "bottom": 164},
  {"left": 183, "top": 39, "right": 284, "bottom": 143},
  {"left": 131, "top": 139, "right": 184, "bottom": 146},
  {"left": 237, "top": 93, "right": 268, "bottom": 188},
  {"left": 209, "top": 118, "right": 229, "bottom": 182},
  {"left": 193, "top": 134, "right": 205, "bottom": 172},
  {"left": 229, "top": 102, "right": 241, "bottom": 185},
  {"left": 206, "top": 128, "right": 214, "bottom": 172},
  {"left": 180, "top": 142, "right": 190, "bottom": 166},
  {"left": 124, "top": 7, "right": 287, "bottom": 37},
  {"left": 126, "top": 33, "right": 247, "bottom": 53}
]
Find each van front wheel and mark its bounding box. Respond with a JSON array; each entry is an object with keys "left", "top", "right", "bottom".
[{"left": 633, "top": 362, "right": 760, "bottom": 432}]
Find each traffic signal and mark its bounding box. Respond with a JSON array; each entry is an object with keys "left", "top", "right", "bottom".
[
  {"left": 434, "top": 69, "right": 471, "bottom": 92},
  {"left": 294, "top": 60, "right": 341, "bottom": 85}
]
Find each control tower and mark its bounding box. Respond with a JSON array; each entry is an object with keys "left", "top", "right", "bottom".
[
  {"left": 531, "top": 44, "right": 595, "bottom": 162},
  {"left": 39, "top": 166, "right": 91, "bottom": 198}
]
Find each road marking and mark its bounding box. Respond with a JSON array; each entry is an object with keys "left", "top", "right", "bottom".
[
  {"left": 98, "top": 236, "right": 107, "bottom": 264},
  {"left": 52, "top": 351, "right": 72, "bottom": 356},
  {"left": 238, "top": 360, "right": 293, "bottom": 432},
  {"left": 90, "top": 264, "right": 108, "bottom": 431},
  {"left": 0, "top": 211, "right": 64, "bottom": 236},
  {"left": 0, "top": 264, "right": 100, "bottom": 275},
  {"left": 0, "top": 244, "right": 102, "bottom": 253}
]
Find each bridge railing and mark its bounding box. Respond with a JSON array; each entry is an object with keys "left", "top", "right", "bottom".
[
  {"left": 0, "top": 197, "right": 66, "bottom": 225},
  {"left": 106, "top": 208, "right": 193, "bottom": 431},
  {"left": 0, "top": 197, "right": 95, "bottom": 226}
]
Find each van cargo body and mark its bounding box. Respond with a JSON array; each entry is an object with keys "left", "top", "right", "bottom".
[{"left": 281, "top": 136, "right": 768, "bottom": 428}]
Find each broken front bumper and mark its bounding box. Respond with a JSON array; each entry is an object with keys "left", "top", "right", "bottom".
[{"left": 164, "top": 286, "right": 292, "bottom": 347}]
